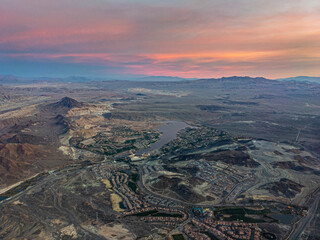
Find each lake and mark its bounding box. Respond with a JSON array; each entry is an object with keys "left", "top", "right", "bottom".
[{"left": 136, "top": 120, "right": 191, "bottom": 155}]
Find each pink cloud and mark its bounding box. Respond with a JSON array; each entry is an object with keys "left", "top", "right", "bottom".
[{"left": 1, "top": 0, "right": 320, "bottom": 78}]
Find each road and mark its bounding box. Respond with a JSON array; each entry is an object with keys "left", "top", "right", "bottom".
[
  {"left": 288, "top": 193, "right": 320, "bottom": 240},
  {"left": 223, "top": 178, "right": 252, "bottom": 203},
  {"left": 137, "top": 166, "right": 269, "bottom": 209},
  {"left": 0, "top": 173, "right": 60, "bottom": 207},
  {"left": 0, "top": 163, "right": 84, "bottom": 207}
]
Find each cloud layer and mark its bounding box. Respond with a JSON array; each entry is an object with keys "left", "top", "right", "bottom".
[{"left": 1, "top": 0, "right": 320, "bottom": 78}]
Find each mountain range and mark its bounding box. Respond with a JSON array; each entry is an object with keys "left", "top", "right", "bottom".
[
  {"left": 1, "top": 74, "right": 320, "bottom": 85},
  {"left": 276, "top": 76, "right": 320, "bottom": 83}
]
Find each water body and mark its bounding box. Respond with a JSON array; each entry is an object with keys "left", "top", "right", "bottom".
[
  {"left": 136, "top": 121, "right": 191, "bottom": 155},
  {"left": 271, "top": 214, "right": 294, "bottom": 224}
]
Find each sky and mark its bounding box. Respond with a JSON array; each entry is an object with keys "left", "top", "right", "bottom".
[{"left": 1, "top": 0, "right": 320, "bottom": 79}]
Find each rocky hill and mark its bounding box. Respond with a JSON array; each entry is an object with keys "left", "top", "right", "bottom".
[
  {"left": 0, "top": 143, "right": 67, "bottom": 188},
  {"left": 44, "top": 97, "right": 84, "bottom": 114}
]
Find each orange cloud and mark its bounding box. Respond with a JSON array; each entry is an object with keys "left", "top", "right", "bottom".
[{"left": 1, "top": 0, "right": 320, "bottom": 78}]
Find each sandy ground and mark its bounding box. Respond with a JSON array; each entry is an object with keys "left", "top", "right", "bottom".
[{"left": 110, "top": 193, "right": 124, "bottom": 212}]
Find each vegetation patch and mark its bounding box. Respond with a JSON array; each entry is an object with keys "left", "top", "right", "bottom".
[
  {"left": 172, "top": 234, "right": 185, "bottom": 240},
  {"left": 214, "top": 207, "right": 274, "bottom": 223},
  {"left": 128, "top": 181, "right": 137, "bottom": 193},
  {"left": 131, "top": 210, "right": 183, "bottom": 218}
]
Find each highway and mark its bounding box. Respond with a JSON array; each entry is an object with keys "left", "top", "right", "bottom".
[
  {"left": 0, "top": 173, "right": 60, "bottom": 207},
  {"left": 0, "top": 163, "right": 84, "bottom": 207},
  {"left": 288, "top": 192, "right": 320, "bottom": 240}
]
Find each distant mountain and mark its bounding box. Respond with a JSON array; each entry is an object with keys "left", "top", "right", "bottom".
[
  {"left": 0, "top": 74, "right": 196, "bottom": 85},
  {"left": 276, "top": 76, "right": 320, "bottom": 84},
  {"left": 0, "top": 75, "right": 27, "bottom": 85},
  {"left": 138, "top": 76, "right": 197, "bottom": 82},
  {"left": 197, "top": 76, "right": 270, "bottom": 83},
  {"left": 0, "top": 75, "right": 102, "bottom": 85},
  {"left": 4, "top": 74, "right": 319, "bottom": 86}
]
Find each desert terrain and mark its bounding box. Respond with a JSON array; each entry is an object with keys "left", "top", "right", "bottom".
[{"left": 0, "top": 77, "right": 319, "bottom": 239}]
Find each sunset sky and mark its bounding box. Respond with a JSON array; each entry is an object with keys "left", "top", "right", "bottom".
[{"left": 1, "top": 0, "right": 320, "bottom": 79}]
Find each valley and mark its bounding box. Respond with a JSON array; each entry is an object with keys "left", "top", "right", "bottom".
[{"left": 0, "top": 77, "right": 319, "bottom": 239}]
